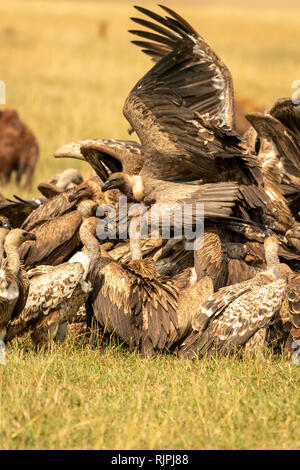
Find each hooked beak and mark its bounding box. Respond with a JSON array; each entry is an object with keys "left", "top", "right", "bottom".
[
  {"left": 24, "top": 232, "right": 36, "bottom": 242},
  {"left": 101, "top": 180, "right": 114, "bottom": 192}
]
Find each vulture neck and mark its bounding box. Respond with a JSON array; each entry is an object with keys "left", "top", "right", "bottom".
[
  {"left": 129, "top": 215, "right": 142, "bottom": 261},
  {"left": 264, "top": 236, "right": 280, "bottom": 279},
  {"left": 79, "top": 218, "right": 101, "bottom": 269},
  {"left": 0, "top": 227, "right": 9, "bottom": 260},
  {"left": 125, "top": 175, "right": 144, "bottom": 202},
  {"left": 4, "top": 234, "right": 21, "bottom": 275}
]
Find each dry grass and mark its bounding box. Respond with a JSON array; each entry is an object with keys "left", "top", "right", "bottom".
[{"left": 0, "top": 0, "right": 300, "bottom": 450}]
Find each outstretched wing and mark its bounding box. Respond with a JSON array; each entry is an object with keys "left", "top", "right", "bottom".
[
  {"left": 124, "top": 6, "right": 259, "bottom": 182},
  {"left": 129, "top": 4, "right": 235, "bottom": 125},
  {"left": 246, "top": 112, "right": 300, "bottom": 175},
  {"left": 268, "top": 97, "right": 300, "bottom": 137},
  {"left": 54, "top": 138, "right": 144, "bottom": 182},
  {"left": 80, "top": 139, "right": 144, "bottom": 181}
]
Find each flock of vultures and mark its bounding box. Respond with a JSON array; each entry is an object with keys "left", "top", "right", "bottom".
[{"left": 0, "top": 5, "right": 300, "bottom": 362}]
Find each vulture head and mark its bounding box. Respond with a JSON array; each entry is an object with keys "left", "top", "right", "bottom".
[
  {"left": 49, "top": 168, "right": 83, "bottom": 190},
  {"left": 68, "top": 180, "right": 106, "bottom": 206},
  {"left": 0, "top": 216, "right": 11, "bottom": 230},
  {"left": 5, "top": 229, "right": 36, "bottom": 247}
]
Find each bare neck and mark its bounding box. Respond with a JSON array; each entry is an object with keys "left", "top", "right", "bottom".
[
  {"left": 265, "top": 238, "right": 280, "bottom": 278},
  {"left": 4, "top": 236, "right": 21, "bottom": 275},
  {"left": 0, "top": 228, "right": 8, "bottom": 260},
  {"left": 129, "top": 216, "right": 142, "bottom": 261},
  {"left": 79, "top": 220, "right": 101, "bottom": 268}
]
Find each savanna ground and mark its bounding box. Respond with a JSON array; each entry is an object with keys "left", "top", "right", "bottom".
[{"left": 0, "top": 0, "right": 300, "bottom": 450}]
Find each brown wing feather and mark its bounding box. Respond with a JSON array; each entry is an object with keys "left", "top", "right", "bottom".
[
  {"left": 181, "top": 276, "right": 286, "bottom": 358},
  {"left": 21, "top": 189, "right": 76, "bottom": 231},
  {"left": 20, "top": 210, "right": 82, "bottom": 268},
  {"left": 130, "top": 4, "right": 235, "bottom": 125}
]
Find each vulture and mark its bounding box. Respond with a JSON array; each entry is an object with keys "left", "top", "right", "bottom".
[
  {"left": 54, "top": 138, "right": 144, "bottom": 183},
  {"left": 81, "top": 217, "right": 214, "bottom": 357},
  {"left": 246, "top": 98, "right": 300, "bottom": 218},
  {"left": 37, "top": 168, "right": 84, "bottom": 200},
  {"left": 5, "top": 221, "right": 95, "bottom": 347},
  {"left": 0, "top": 196, "right": 42, "bottom": 228},
  {"left": 19, "top": 199, "right": 97, "bottom": 269},
  {"left": 21, "top": 187, "right": 78, "bottom": 232},
  {"left": 179, "top": 235, "right": 295, "bottom": 359},
  {"left": 48, "top": 168, "right": 83, "bottom": 189},
  {"left": 0, "top": 216, "right": 11, "bottom": 258},
  {"left": 0, "top": 227, "right": 36, "bottom": 343},
  {"left": 100, "top": 5, "right": 268, "bottom": 228}
]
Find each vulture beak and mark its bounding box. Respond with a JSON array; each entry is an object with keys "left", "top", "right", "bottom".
[
  {"left": 101, "top": 180, "right": 115, "bottom": 192},
  {"left": 24, "top": 232, "right": 37, "bottom": 242}
]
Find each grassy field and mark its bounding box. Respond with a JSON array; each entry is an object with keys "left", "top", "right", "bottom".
[
  {"left": 1, "top": 337, "right": 300, "bottom": 450},
  {"left": 0, "top": 0, "right": 300, "bottom": 450}
]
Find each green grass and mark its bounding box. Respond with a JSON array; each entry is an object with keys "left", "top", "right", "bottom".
[
  {"left": 1, "top": 338, "right": 300, "bottom": 450},
  {"left": 0, "top": 0, "right": 300, "bottom": 450}
]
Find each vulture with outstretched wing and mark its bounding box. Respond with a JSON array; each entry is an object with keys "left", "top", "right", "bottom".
[{"left": 100, "top": 5, "right": 268, "bottom": 228}]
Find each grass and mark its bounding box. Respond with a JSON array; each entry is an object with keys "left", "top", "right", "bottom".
[
  {"left": 1, "top": 337, "right": 300, "bottom": 450},
  {"left": 0, "top": 0, "right": 300, "bottom": 450}
]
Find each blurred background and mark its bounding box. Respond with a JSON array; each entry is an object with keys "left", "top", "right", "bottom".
[{"left": 0, "top": 0, "right": 299, "bottom": 198}]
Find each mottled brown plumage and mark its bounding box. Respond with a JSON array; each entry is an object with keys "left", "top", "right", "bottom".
[
  {"left": 82, "top": 217, "right": 213, "bottom": 356},
  {"left": 180, "top": 236, "right": 290, "bottom": 358},
  {"left": 246, "top": 99, "right": 300, "bottom": 210},
  {"left": 5, "top": 216, "right": 98, "bottom": 347},
  {"left": 21, "top": 188, "right": 77, "bottom": 232},
  {"left": 19, "top": 199, "right": 97, "bottom": 269},
  {"left": 0, "top": 229, "right": 35, "bottom": 341},
  {"left": 129, "top": 4, "right": 235, "bottom": 127},
  {"left": 54, "top": 138, "right": 144, "bottom": 182}
]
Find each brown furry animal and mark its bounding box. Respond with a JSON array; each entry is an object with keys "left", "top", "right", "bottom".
[{"left": 0, "top": 109, "right": 39, "bottom": 188}]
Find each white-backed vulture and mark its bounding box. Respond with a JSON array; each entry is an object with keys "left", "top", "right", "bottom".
[
  {"left": 108, "top": 5, "right": 268, "bottom": 223},
  {"left": 0, "top": 229, "right": 36, "bottom": 342},
  {"left": 48, "top": 168, "right": 83, "bottom": 189},
  {"left": 179, "top": 235, "right": 294, "bottom": 359},
  {"left": 5, "top": 222, "right": 95, "bottom": 347},
  {"left": 129, "top": 4, "right": 235, "bottom": 127},
  {"left": 36, "top": 169, "right": 84, "bottom": 200}
]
